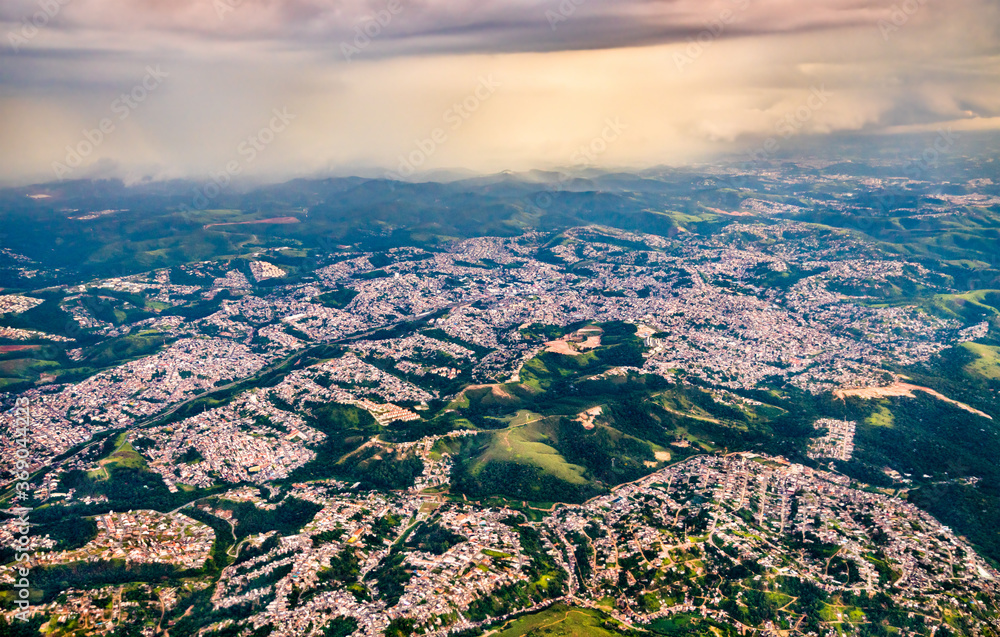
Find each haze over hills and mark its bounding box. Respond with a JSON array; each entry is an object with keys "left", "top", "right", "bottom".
[{"left": 2, "top": 138, "right": 999, "bottom": 285}]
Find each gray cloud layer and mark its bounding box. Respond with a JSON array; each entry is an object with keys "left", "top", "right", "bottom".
[{"left": 4, "top": 0, "right": 981, "bottom": 55}]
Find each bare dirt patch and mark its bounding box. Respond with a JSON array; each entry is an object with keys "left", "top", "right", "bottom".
[
  {"left": 0, "top": 344, "right": 41, "bottom": 353},
  {"left": 544, "top": 340, "right": 578, "bottom": 355},
  {"left": 835, "top": 382, "right": 992, "bottom": 420},
  {"left": 575, "top": 406, "right": 603, "bottom": 430},
  {"left": 544, "top": 327, "right": 603, "bottom": 355},
  {"left": 490, "top": 385, "right": 514, "bottom": 400}
]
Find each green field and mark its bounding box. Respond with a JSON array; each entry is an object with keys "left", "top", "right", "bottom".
[
  {"left": 864, "top": 403, "right": 895, "bottom": 428},
  {"left": 473, "top": 421, "right": 589, "bottom": 485},
  {"left": 924, "top": 289, "right": 1000, "bottom": 326},
  {"left": 961, "top": 342, "right": 1000, "bottom": 380},
  {"left": 102, "top": 440, "right": 147, "bottom": 472},
  {"left": 504, "top": 409, "right": 544, "bottom": 427},
  {"left": 647, "top": 612, "right": 736, "bottom": 637},
  {"left": 491, "top": 604, "right": 631, "bottom": 637}
]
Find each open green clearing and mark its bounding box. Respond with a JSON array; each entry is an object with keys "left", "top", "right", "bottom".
[
  {"left": 491, "top": 604, "right": 630, "bottom": 637},
  {"left": 961, "top": 342, "right": 1000, "bottom": 380}
]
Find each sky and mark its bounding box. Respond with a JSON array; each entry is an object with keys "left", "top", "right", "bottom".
[{"left": 0, "top": 0, "right": 998, "bottom": 186}]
